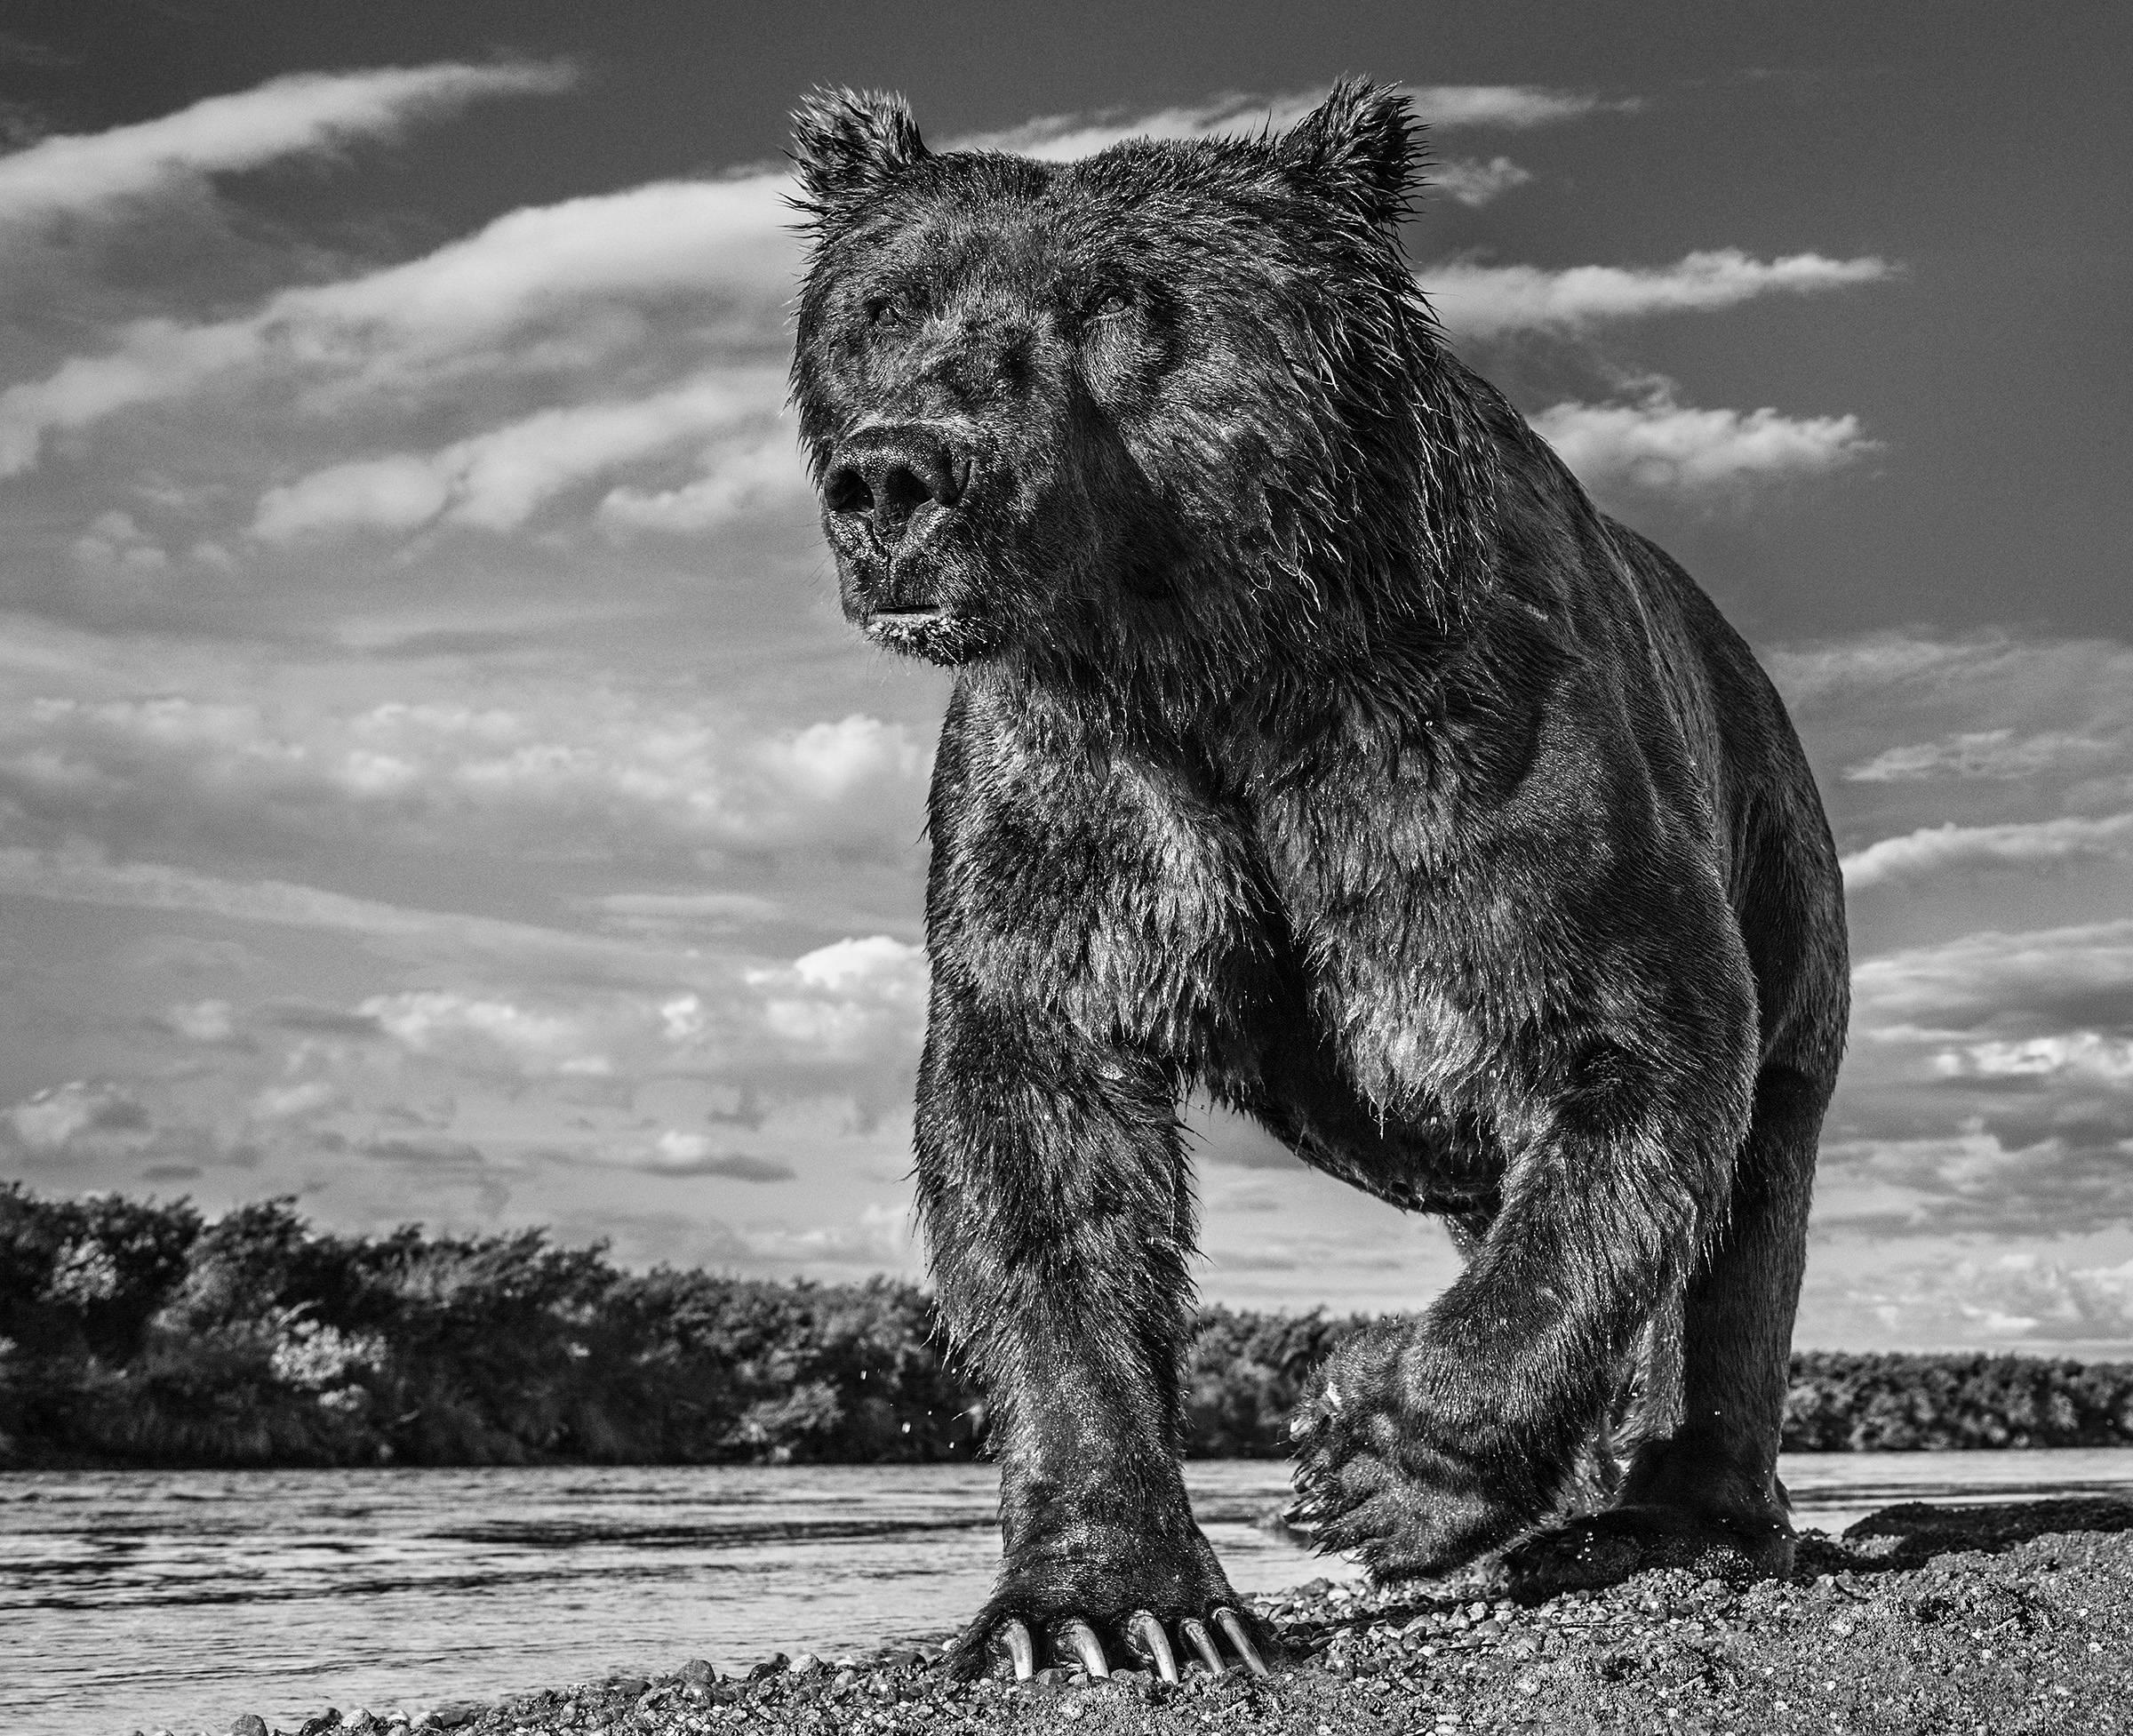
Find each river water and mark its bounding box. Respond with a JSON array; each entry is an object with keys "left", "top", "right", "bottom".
[{"left": 7, "top": 1450, "right": 2133, "bottom": 1736}]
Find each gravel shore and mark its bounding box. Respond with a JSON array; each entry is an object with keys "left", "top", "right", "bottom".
[{"left": 204, "top": 1498, "right": 2133, "bottom": 1736}]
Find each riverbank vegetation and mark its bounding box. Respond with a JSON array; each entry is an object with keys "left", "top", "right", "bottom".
[{"left": 4, "top": 1185, "right": 2130, "bottom": 1468}]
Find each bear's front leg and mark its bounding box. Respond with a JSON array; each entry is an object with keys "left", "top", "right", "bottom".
[
  {"left": 1290, "top": 1042, "right": 1753, "bottom": 1585},
  {"left": 916, "top": 979, "right": 1270, "bottom": 1681}
]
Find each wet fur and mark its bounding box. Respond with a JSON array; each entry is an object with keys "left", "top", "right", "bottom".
[{"left": 789, "top": 79, "right": 1849, "bottom": 1666}]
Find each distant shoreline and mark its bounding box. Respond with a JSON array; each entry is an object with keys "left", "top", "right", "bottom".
[{"left": 9, "top": 1184, "right": 2133, "bottom": 1473}]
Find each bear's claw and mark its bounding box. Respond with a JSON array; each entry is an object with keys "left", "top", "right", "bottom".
[
  {"left": 1057, "top": 1617, "right": 1109, "bottom": 1677},
  {"left": 1127, "top": 1611, "right": 1179, "bottom": 1682},
  {"left": 1215, "top": 1608, "right": 1270, "bottom": 1676},
  {"left": 1178, "top": 1616, "right": 1223, "bottom": 1675},
  {"left": 982, "top": 1606, "right": 1266, "bottom": 1681},
  {"left": 1000, "top": 1618, "right": 1036, "bottom": 1679}
]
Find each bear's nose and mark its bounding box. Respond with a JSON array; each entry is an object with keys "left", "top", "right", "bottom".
[{"left": 821, "top": 425, "right": 971, "bottom": 548}]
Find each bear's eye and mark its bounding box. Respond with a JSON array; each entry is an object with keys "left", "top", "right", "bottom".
[
  {"left": 864, "top": 295, "right": 910, "bottom": 328},
  {"left": 1089, "top": 288, "right": 1134, "bottom": 319}
]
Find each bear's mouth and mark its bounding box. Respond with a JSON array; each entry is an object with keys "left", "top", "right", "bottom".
[
  {"left": 859, "top": 601, "right": 1001, "bottom": 666},
  {"left": 862, "top": 604, "right": 947, "bottom": 645}
]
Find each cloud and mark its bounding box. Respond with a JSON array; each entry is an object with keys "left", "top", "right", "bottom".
[
  {"left": 0, "top": 837, "right": 658, "bottom": 970},
  {"left": 1845, "top": 730, "right": 2113, "bottom": 783},
  {"left": 755, "top": 716, "right": 928, "bottom": 802},
  {"left": 161, "top": 999, "right": 238, "bottom": 1044},
  {"left": 69, "top": 508, "right": 170, "bottom": 572},
  {"left": 250, "top": 1077, "right": 344, "bottom": 1124},
  {"left": 952, "top": 84, "right": 1626, "bottom": 163},
  {"left": 1763, "top": 635, "right": 2133, "bottom": 843},
  {"left": 790, "top": 934, "right": 928, "bottom": 996},
  {"left": 1924, "top": 1254, "right": 2133, "bottom": 1342},
  {"left": 1405, "top": 85, "right": 1636, "bottom": 130},
  {"left": 1849, "top": 919, "right": 2133, "bottom": 1036},
  {"left": 1841, "top": 812, "right": 2133, "bottom": 890},
  {"left": 252, "top": 370, "right": 786, "bottom": 540},
  {"left": 0, "top": 79, "right": 1625, "bottom": 481},
  {"left": 360, "top": 990, "right": 616, "bottom": 1078},
  {"left": 748, "top": 935, "right": 929, "bottom": 1056},
  {"left": 1937, "top": 1034, "right": 2133, "bottom": 1084},
  {"left": 1428, "top": 249, "right": 1892, "bottom": 340},
  {"left": 1826, "top": 1252, "right": 2133, "bottom": 1348},
  {"left": 1806, "top": 918, "right": 2133, "bottom": 1240},
  {"left": 635, "top": 1132, "right": 794, "bottom": 1181},
  {"left": 1432, "top": 156, "right": 1533, "bottom": 208},
  {"left": 1532, "top": 382, "right": 1874, "bottom": 496},
  {"left": 0, "top": 172, "right": 792, "bottom": 476},
  {"left": 1817, "top": 1127, "right": 2133, "bottom": 1238},
  {"left": 590, "top": 890, "right": 783, "bottom": 935},
  {"left": 0, "top": 666, "right": 932, "bottom": 869},
  {"left": 734, "top": 1200, "right": 916, "bottom": 1268},
  {"left": 597, "top": 428, "right": 811, "bottom": 535},
  {"left": 0, "top": 61, "right": 571, "bottom": 225},
  {"left": 6, "top": 1079, "right": 150, "bottom": 1152},
  {"left": 1766, "top": 633, "right": 2027, "bottom": 705}
]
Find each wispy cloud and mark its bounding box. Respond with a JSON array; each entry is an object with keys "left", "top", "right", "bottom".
[
  {"left": 3, "top": 80, "right": 1632, "bottom": 482},
  {"left": 598, "top": 428, "right": 810, "bottom": 535},
  {"left": 1807, "top": 916, "right": 2133, "bottom": 1244},
  {"left": 1937, "top": 1033, "right": 2133, "bottom": 1084},
  {"left": 1845, "top": 729, "right": 2114, "bottom": 783},
  {"left": 950, "top": 82, "right": 1625, "bottom": 163},
  {"left": 0, "top": 676, "right": 933, "bottom": 867},
  {"left": 1842, "top": 813, "right": 2133, "bottom": 889},
  {"left": 1815, "top": 1251, "right": 2133, "bottom": 1348},
  {"left": 0, "top": 61, "right": 571, "bottom": 225},
  {"left": 1849, "top": 918, "right": 2133, "bottom": 1033},
  {"left": 0, "top": 172, "right": 791, "bottom": 476},
  {"left": 0, "top": 838, "right": 654, "bottom": 965},
  {"left": 945, "top": 83, "right": 1615, "bottom": 217},
  {"left": 1429, "top": 248, "right": 1892, "bottom": 340},
  {"left": 1431, "top": 156, "right": 1533, "bottom": 208},
  {"left": 252, "top": 368, "right": 786, "bottom": 540},
  {"left": 627, "top": 1134, "right": 795, "bottom": 1182},
  {"left": 1533, "top": 380, "right": 1874, "bottom": 496},
  {"left": 1404, "top": 84, "right": 1635, "bottom": 130}
]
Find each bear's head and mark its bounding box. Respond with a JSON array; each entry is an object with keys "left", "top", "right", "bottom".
[{"left": 789, "top": 79, "right": 1493, "bottom": 683}]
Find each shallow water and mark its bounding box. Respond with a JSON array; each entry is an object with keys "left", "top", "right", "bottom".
[{"left": 5, "top": 1450, "right": 2130, "bottom": 1736}]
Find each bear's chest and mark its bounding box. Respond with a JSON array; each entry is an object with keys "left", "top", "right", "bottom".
[
  {"left": 939, "top": 733, "right": 1279, "bottom": 1061},
  {"left": 939, "top": 717, "right": 1490, "bottom": 1114},
  {"left": 1249, "top": 763, "right": 1497, "bottom": 1118}
]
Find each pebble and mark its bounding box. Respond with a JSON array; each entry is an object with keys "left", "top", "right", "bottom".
[{"left": 239, "top": 1507, "right": 2133, "bottom": 1735}]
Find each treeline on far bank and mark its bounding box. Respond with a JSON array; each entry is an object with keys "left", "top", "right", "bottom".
[{"left": 4, "top": 1184, "right": 2132, "bottom": 1470}]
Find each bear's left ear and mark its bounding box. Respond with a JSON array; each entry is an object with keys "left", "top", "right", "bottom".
[
  {"left": 1276, "top": 76, "right": 1421, "bottom": 231},
  {"left": 791, "top": 87, "right": 929, "bottom": 216}
]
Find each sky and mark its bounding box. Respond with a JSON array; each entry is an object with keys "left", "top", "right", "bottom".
[{"left": 1, "top": 1, "right": 2129, "bottom": 1354}]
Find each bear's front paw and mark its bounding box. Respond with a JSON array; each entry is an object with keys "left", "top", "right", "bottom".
[
  {"left": 1286, "top": 1325, "right": 1546, "bottom": 1581},
  {"left": 947, "top": 1522, "right": 1274, "bottom": 1682}
]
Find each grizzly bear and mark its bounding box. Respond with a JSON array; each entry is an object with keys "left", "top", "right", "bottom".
[{"left": 788, "top": 78, "right": 1849, "bottom": 1682}]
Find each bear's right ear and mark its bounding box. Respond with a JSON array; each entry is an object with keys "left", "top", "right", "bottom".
[
  {"left": 790, "top": 88, "right": 929, "bottom": 217},
  {"left": 1275, "top": 76, "right": 1422, "bottom": 232}
]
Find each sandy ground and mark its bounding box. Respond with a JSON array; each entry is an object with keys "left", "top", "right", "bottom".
[{"left": 237, "top": 1497, "right": 2133, "bottom": 1736}]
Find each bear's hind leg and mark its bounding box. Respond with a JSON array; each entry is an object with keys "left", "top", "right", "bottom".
[{"left": 1503, "top": 1060, "right": 1829, "bottom": 1590}]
